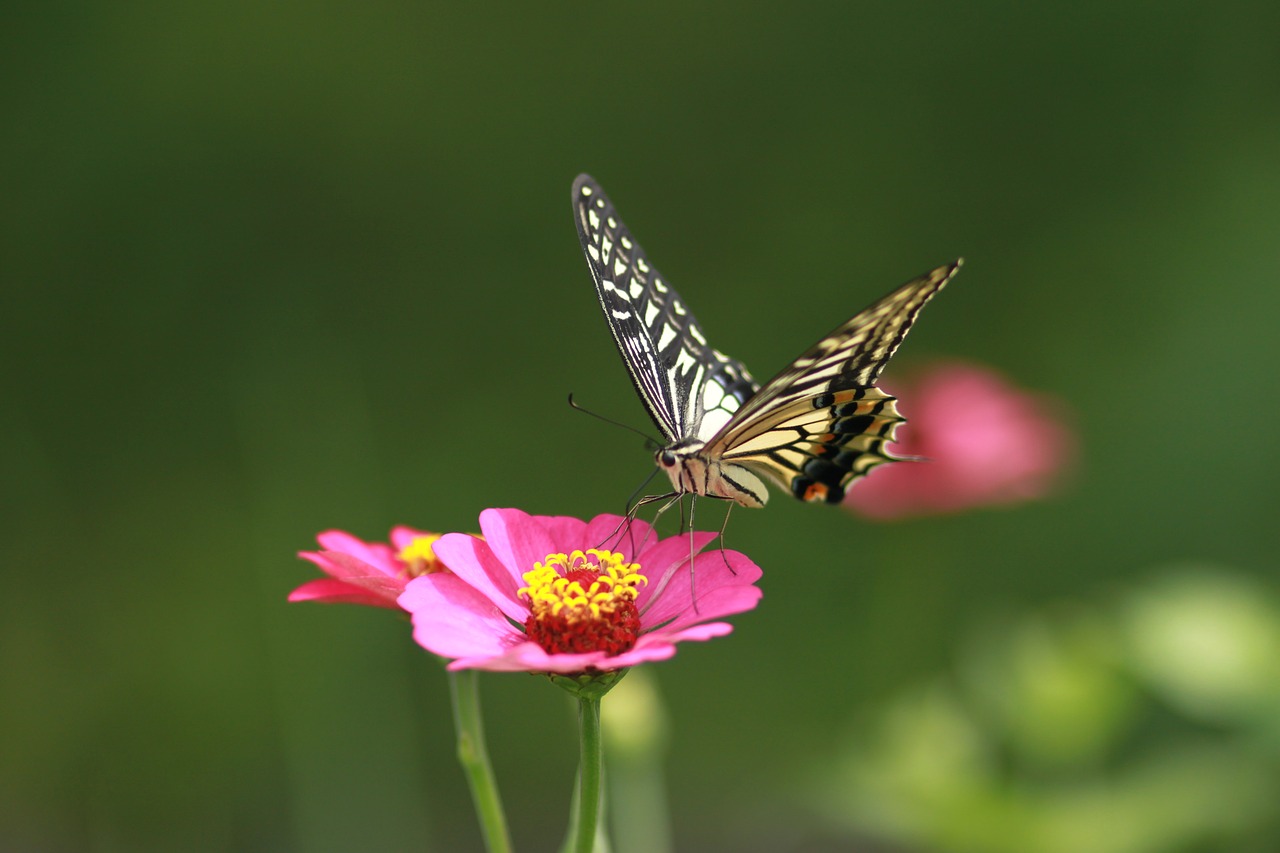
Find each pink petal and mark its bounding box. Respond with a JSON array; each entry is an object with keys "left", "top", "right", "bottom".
[
  {"left": 400, "top": 574, "right": 522, "bottom": 660},
  {"left": 479, "top": 508, "right": 559, "bottom": 584},
  {"left": 294, "top": 550, "right": 408, "bottom": 607},
  {"left": 650, "top": 622, "right": 735, "bottom": 643},
  {"left": 534, "top": 515, "right": 590, "bottom": 552},
  {"left": 595, "top": 642, "right": 681, "bottom": 669},
  {"left": 313, "top": 530, "right": 399, "bottom": 574},
  {"left": 632, "top": 531, "right": 719, "bottom": 611},
  {"left": 302, "top": 550, "right": 399, "bottom": 584},
  {"left": 297, "top": 550, "right": 343, "bottom": 576},
  {"left": 429, "top": 533, "right": 528, "bottom": 623},
  {"left": 328, "top": 573, "right": 408, "bottom": 601},
  {"left": 447, "top": 621, "right": 735, "bottom": 672},
  {"left": 655, "top": 582, "right": 763, "bottom": 635},
  {"left": 389, "top": 525, "right": 435, "bottom": 551},
  {"left": 846, "top": 362, "right": 1074, "bottom": 519},
  {"left": 641, "top": 547, "right": 761, "bottom": 628},
  {"left": 447, "top": 642, "right": 612, "bottom": 673},
  {"left": 287, "top": 578, "right": 400, "bottom": 609},
  {"left": 584, "top": 514, "right": 657, "bottom": 562},
  {"left": 610, "top": 621, "right": 739, "bottom": 667}
]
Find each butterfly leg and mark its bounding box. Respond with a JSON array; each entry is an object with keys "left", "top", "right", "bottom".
[
  {"left": 717, "top": 501, "right": 737, "bottom": 576},
  {"left": 684, "top": 496, "right": 740, "bottom": 611},
  {"left": 622, "top": 468, "right": 663, "bottom": 520},
  {"left": 600, "top": 490, "right": 679, "bottom": 557},
  {"left": 642, "top": 491, "right": 684, "bottom": 554},
  {"left": 635, "top": 492, "right": 692, "bottom": 616},
  {"left": 690, "top": 499, "right": 699, "bottom": 610}
]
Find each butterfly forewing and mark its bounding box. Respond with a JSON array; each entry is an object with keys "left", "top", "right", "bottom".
[
  {"left": 721, "top": 263, "right": 959, "bottom": 428},
  {"left": 703, "top": 262, "right": 960, "bottom": 503},
  {"left": 573, "top": 174, "right": 758, "bottom": 444}
]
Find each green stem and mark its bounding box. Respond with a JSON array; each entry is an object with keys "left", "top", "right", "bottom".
[
  {"left": 449, "top": 670, "right": 513, "bottom": 853},
  {"left": 572, "top": 695, "right": 604, "bottom": 853}
]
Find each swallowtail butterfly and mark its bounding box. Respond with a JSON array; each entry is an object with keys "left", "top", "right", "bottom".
[{"left": 572, "top": 174, "right": 960, "bottom": 508}]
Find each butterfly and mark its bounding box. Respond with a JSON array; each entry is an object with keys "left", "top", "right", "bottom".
[{"left": 572, "top": 173, "right": 960, "bottom": 508}]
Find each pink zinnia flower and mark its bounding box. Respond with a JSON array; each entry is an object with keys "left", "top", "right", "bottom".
[
  {"left": 399, "top": 508, "right": 763, "bottom": 673},
  {"left": 292, "top": 526, "right": 448, "bottom": 609},
  {"left": 845, "top": 362, "right": 1075, "bottom": 520}
]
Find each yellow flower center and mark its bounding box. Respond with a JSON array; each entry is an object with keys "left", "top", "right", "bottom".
[
  {"left": 518, "top": 550, "right": 648, "bottom": 657},
  {"left": 396, "top": 534, "right": 445, "bottom": 578}
]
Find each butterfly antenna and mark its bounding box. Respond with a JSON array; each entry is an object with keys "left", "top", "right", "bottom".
[{"left": 567, "top": 394, "right": 661, "bottom": 448}]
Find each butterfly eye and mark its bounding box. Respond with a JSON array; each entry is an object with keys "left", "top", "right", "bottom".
[{"left": 657, "top": 450, "right": 677, "bottom": 468}]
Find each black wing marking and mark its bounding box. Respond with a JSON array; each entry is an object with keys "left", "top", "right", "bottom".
[{"left": 572, "top": 174, "right": 758, "bottom": 443}]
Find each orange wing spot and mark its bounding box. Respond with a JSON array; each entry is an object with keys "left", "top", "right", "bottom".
[
  {"left": 804, "top": 483, "right": 829, "bottom": 502},
  {"left": 819, "top": 434, "right": 837, "bottom": 443},
  {"left": 833, "top": 391, "right": 858, "bottom": 404}
]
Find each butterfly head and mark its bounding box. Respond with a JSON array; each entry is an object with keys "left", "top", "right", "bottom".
[{"left": 655, "top": 438, "right": 703, "bottom": 475}]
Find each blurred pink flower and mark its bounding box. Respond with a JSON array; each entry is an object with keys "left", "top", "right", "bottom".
[
  {"left": 845, "top": 362, "right": 1074, "bottom": 520},
  {"left": 399, "top": 508, "right": 763, "bottom": 673},
  {"left": 292, "top": 526, "right": 448, "bottom": 609}
]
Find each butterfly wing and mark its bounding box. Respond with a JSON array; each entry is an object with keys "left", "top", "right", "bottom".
[
  {"left": 707, "top": 261, "right": 961, "bottom": 503},
  {"left": 572, "top": 174, "right": 758, "bottom": 443}
]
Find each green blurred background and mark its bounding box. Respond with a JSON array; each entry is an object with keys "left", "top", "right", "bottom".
[{"left": 4, "top": 3, "right": 1279, "bottom": 851}]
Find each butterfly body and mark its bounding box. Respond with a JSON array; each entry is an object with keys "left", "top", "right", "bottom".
[
  {"left": 572, "top": 174, "right": 960, "bottom": 508},
  {"left": 656, "top": 444, "right": 771, "bottom": 508}
]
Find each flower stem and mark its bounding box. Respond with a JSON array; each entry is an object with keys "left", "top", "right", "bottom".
[
  {"left": 449, "top": 670, "right": 513, "bottom": 853},
  {"left": 572, "top": 695, "right": 604, "bottom": 853}
]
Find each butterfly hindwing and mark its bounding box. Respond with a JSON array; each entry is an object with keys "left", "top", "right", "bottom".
[
  {"left": 572, "top": 174, "right": 758, "bottom": 443},
  {"left": 717, "top": 388, "right": 906, "bottom": 503}
]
